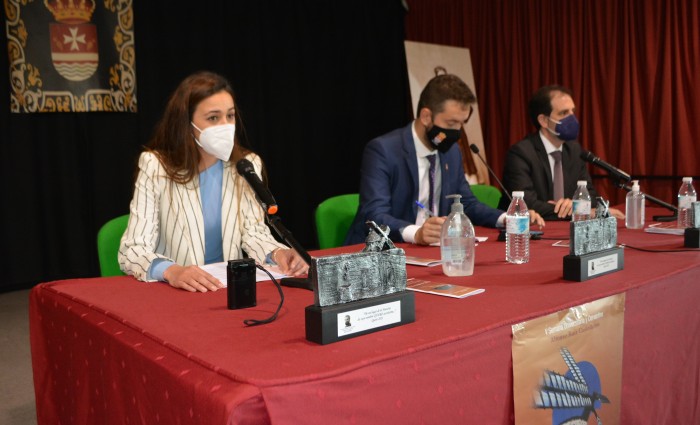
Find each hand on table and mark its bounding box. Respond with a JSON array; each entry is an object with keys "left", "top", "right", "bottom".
[
  {"left": 548, "top": 198, "right": 573, "bottom": 218},
  {"left": 272, "top": 248, "right": 309, "bottom": 277},
  {"left": 528, "top": 210, "right": 546, "bottom": 228},
  {"left": 163, "top": 264, "right": 224, "bottom": 293}
]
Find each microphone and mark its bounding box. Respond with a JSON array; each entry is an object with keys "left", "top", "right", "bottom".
[
  {"left": 236, "top": 158, "right": 313, "bottom": 290},
  {"left": 579, "top": 150, "right": 631, "bottom": 182},
  {"left": 470, "top": 144, "right": 543, "bottom": 241},
  {"left": 235, "top": 159, "right": 279, "bottom": 215},
  {"left": 469, "top": 144, "right": 512, "bottom": 202}
]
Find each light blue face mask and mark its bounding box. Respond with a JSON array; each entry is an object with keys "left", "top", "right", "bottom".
[{"left": 547, "top": 114, "right": 580, "bottom": 141}]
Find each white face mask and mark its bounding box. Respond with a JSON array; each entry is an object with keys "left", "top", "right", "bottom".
[{"left": 191, "top": 122, "right": 235, "bottom": 161}]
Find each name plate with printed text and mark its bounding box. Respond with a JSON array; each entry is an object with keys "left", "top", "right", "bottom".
[
  {"left": 563, "top": 246, "right": 625, "bottom": 282},
  {"left": 304, "top": 221, "right": 416, "bottom": 345},
  {"left": 305, "top": 291, "right": 415, "bottom": 345}
]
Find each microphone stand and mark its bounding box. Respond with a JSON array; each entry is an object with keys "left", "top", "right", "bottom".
[
  {"left": 611, "top": 177, "right": 678, "bottom": 222},
  {"left": 266, "top": 214, "right": 314, "bottom": 291}
]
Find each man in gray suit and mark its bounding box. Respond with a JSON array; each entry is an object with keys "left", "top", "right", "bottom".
[{"left": 499, "top": 85, "right": 624, "bottom": 220}]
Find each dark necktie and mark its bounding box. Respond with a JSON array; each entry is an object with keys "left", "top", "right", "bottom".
[
  {"left": 427, "top": 154, "right": 437, "bottom": 214},
  {"left": 550, "top": 150, "right": 564, "bottom": 200}
]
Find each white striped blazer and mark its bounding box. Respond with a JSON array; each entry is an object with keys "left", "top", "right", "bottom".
[{"left": 118, "top": 151, "right": 286, "bottom": 281}]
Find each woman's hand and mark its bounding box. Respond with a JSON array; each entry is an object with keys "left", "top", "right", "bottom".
[
  {"left": 273, "top": 248, "right": 309, "bottom": 277},
  {"left": 163, "top": 264, "right": 224, "bottom": 292}
]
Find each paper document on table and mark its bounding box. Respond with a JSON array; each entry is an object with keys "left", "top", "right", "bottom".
[
  {"left": 430, "top": 236, "right": 488, "bottom": 247},
  {"left": 200, "top": 261, "right": 287, "bottom": 286},
  {"left": 405, "top": 256, "right": 442, "bottom": 267},
  {"left": 406, "top": 278, "right": 485, "bottom": 299},
  {"left": 644, "top": 223, "right": 685, "bottom": 235}
]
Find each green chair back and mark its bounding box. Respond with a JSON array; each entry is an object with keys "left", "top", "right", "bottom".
[
  {"left": 314, "top": 194, "right": 360, "bottom": 249},
  {"left": 470, "top": 184, "right": 502, "bottom": 209},
  {"left": 97, "top": 214, "right": 129, "bottom": 277}
]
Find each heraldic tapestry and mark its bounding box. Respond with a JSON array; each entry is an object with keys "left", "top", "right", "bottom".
[{"left": 4, "top": 0, "right": 136, "bottom": 112}]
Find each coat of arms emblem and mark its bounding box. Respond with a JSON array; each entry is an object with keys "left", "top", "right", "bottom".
[{"left": 45, "top": 0, "right": 98, "bottom": 81}]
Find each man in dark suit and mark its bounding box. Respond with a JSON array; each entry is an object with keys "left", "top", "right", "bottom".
[
  {"left": 499, "top": 85, "right": 624, "bottom": 220},
  {"left": 345, "top": 74, "right": 544, "bottom": 245}
]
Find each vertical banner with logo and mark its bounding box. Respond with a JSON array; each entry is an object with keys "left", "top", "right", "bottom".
[
  {"left": 4, "top": 0, "right": 136, "bottom": 112},
  {"left": 512, "top": 293, "right": 625, "bottom": 425}
]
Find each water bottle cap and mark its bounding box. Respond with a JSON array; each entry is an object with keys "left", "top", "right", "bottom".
[
  {"left": 577, "top": 180, "right": 588, "bottom": 186},
  {"left": 682, "top": 177, "right": 692, "bottom": 183},
  {"left": 631, "top": 180, "right": 640, "bottom": 191},
  {"left": 512, "top": 191, "right": 524, "bottom": 198}
]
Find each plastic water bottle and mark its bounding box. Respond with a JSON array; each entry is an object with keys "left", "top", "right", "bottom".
[
  {"left": 505, "top": 191, "right": 529, "bottom": 264},
  {"left": 440, "top": 194, "right": 475, "bottom": 276},
  {"left": 677, "top": 177, "right": 697, "bottom": 228},
  {"left": 572, "top": 180, "right": 591, "bottom": 221},
  {"left": 625, "top": 180, "right": 645, "bottom": 229}
]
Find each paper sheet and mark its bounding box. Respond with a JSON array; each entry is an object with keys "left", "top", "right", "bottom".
[{"left": 200, "top": 261, "right": 287, "bottom": 286}]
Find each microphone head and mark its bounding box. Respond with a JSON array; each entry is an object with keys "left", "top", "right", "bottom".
[
  {"left": 236, "top": 158, "right": 255, "bottom": 174},
  {"left": 469, "top": 144, "right": 480, "bottom": 154},
  {"left": 580, "top": 150, "right": 593, "bottom": 161}
]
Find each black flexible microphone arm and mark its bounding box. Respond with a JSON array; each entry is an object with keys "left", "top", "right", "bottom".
[
  {"left": 266, "top": 215, "right": 313, "bottom": 266},
  {"left": 580, "top": 151, "right": 678, "bottom": 220},
  {"left": 469, "top": 144, "right": 512, "bottom": 202},
  {"left": 265, "top": 214, "right": 314, "bottom": 291},
  {"left": 615, "top": 180, "right": 678, "bottom": 221}
]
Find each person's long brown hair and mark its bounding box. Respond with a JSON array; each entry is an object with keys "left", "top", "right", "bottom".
[{"left": 146, "top": 71, "right": 252, "bottom": 184}]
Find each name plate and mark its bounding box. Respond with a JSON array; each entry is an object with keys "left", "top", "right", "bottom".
[
  {"left": 337, "top": 300, "right": 401, "bottom": 337},
  {"left": 563, "top": 246, "right": 624, "bottom": 282},
  {"left": 305, "top": 291, "right": 415, "bottom": 345}
]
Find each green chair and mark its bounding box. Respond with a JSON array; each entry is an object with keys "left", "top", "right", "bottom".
[
  {"left": 470, "top": 184, "right": 502, "bottom": 209},
  {"left": 97, "top": 214, "right": 129, "bottom": 277},
  {"left": 314, "top": 194, "right": 360, "bottom": 249}
]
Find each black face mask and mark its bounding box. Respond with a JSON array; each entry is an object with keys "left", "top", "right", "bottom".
[{"left": 426, "top": 124, "right": 461, "bottom": 153}]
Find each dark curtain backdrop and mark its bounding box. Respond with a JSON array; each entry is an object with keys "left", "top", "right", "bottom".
[
  {"left": 405, "top": 0, "right": 700, "bottom": 208},
  {"left": 0, "top": 1, "right": 411, "bottom": 291}
]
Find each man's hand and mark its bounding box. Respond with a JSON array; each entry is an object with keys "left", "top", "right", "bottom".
[
  {"left": 163, "top": 264, "right": 224, "bottom": 293},
  {"left": 609, "top": 207, "right": 625, "bottom": 220},
  {"left": 415, "top": 216, "right": 446, "bottom": 245},
  {"left": 548, "top": 198, "right": 573, "bottom": 218},
  {"left": 528, "top": 210, "right": 546, "bottom": 228}
]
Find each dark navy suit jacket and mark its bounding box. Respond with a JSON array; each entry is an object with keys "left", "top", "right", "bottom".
[
  {"left": 499, "top": 132, "right": 598, "bottom": 220},
  {"left": 345, "top": 123, "right": 503, "bottom": 245}
]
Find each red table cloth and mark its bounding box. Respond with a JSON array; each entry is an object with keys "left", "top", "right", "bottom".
[{"left": 30, "top": 212, "right": 700, "bottom": 424}]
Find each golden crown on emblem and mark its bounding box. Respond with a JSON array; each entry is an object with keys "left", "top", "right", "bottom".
[{"left": 44, "top": 0, "right": 96, "bottom": 24}]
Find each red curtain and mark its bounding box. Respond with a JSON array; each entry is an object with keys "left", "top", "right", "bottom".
[{"left": 405, "top": 0, "right": 700, "bottom": 206}]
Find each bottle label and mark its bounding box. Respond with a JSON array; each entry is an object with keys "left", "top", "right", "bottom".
[
  {"left": 506, "top": 216, "right": 529, "bottom": 234},
  {"left": 679, "top": 195, "right": 697, "bottom": 209},
  {"left": 573, "top": 200, "right": 591, "bottom": 215}
]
